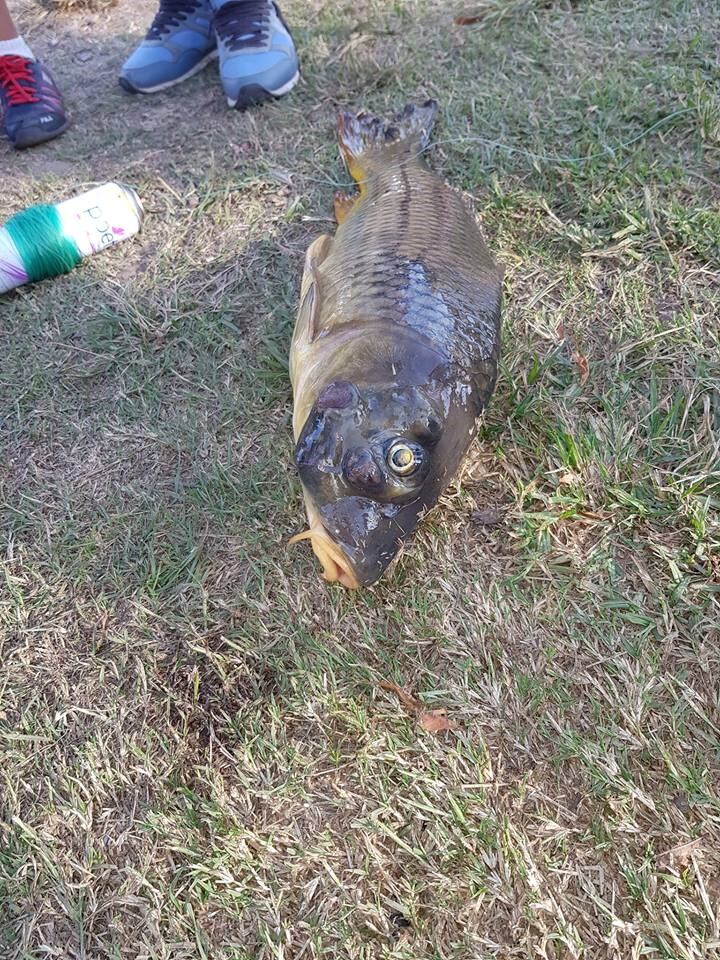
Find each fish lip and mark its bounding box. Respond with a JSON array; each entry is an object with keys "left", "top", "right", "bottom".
[
  {"left": 290, "top": 515, "right": 363, "bottom": 589},
  {"left": 316, "top": 525, "right": 363, "bottom": 588},
  {"left": 291, "top": 511, "right": 393, "bottom": 589},
  {"left": 332, "top": 550, "right": 386, "bottom": 588},
  {"left": 325, "top": 543, "right": 362, "bottom": 589},
  {"left": 316, "top": 497, "right": 417, "bottom": 587},
  {"left": 337, "top": 546, "right": 386, "bottom": 587},
  {"left": 313, "top": 521, "right": 384, "bottom": 589}
]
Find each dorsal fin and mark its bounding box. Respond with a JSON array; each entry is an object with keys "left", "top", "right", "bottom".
[{"left": 337, "top": 100, "right": 439, "bottom": 184}]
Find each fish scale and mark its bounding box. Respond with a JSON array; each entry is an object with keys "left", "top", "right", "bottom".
[
  {"left": 319, "top": 166, "right": 499, "bottom": 367},
  {"left": 289, "top": 100, "right": 503, "bottom": 588}
]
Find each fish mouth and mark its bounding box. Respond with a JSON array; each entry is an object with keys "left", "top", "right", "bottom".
[{"left": 288, "top": 526, "right": 360, "bottom": 589}]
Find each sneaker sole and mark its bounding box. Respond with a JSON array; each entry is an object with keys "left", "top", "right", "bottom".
[
  {"left": 12, "top": 117, "right": 71, "bottom": 150},
  {"left": 119, "top": 48, "right": 218, "bottom": 94},
  {"left": 227, "top": 69, "right": 299, "bottom": 110}
]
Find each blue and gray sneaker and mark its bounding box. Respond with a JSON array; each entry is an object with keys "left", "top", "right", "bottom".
[
  {"left": 211, "top": 0, "right": 299, "bottom": 109},
  {"left": 119, "top": 0, "right": 217, "bottom": 94}
]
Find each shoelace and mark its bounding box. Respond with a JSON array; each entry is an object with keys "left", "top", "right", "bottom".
[
  {"left": 146, "top": 0, "right": 201, "bottom": 40},
  {"left": 0, "top": 56, "right": 39, "bottom": 106},
  {"left": 214, "top": 0, "right": 272, "bottom": 51}
]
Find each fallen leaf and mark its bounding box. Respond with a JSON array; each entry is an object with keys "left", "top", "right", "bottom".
[
  {"left": 380, "top": 683, "right": 459, "bottom": 733},
  {"left": 558, "top": 472, "right": 579, "bottom": 486},
  {"left": 657, "top": 837, "right": 703, "bottom": 869},
  {"left": 379, "top": 681, "right": 421, "bottom": 711},
  {"left": 418, "top": 710, "right": 458, "bottom": 732},
  {"left": 557, "top": 322, "right": 589, "bottom": 383},
  {"left": 571, "top": 348, "right": 590, "bottom": 383}
]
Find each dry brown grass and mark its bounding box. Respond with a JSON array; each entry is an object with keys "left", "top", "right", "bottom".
[
  {"left": 1, "top": 0, "right": 719, "bottom": 957},
  {"left": 44, "top": 0, "right": 118, "bottom": 12}
]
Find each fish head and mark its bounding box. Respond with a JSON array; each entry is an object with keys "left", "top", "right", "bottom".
[{"left": 293, "top": 376, "right": 471, "bottom": 587}]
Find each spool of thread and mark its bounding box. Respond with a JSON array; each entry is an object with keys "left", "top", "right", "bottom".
[{"left": 0, "top": 181, "right": 144, "bottom": 295}]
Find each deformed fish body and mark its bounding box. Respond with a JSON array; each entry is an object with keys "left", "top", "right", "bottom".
[{"left": 289, "top": 100, "right": 503, "bottom": 588}]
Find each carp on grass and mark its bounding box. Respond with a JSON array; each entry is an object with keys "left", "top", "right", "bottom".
[{"left": 289, "top": 100, "right": 503, "bottom": 588}]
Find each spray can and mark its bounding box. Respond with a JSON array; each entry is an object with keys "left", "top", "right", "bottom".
[{"left": 0, "top": 181, "right": 144, "bottom": 295}]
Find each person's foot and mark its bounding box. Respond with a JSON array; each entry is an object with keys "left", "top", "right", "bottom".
[
  {"left": 212, "top": 0, "right": 299, "bottom": 109},
  {"left": 0, "top": 55, "right": 68, "bottom": 149},
  {"left": 119, "top": 0, "right": 217, "bottom": 94}
]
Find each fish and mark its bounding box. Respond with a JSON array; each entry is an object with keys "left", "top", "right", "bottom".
[{"left": 288, "top": 100, "right": 503, "bottom": 588}]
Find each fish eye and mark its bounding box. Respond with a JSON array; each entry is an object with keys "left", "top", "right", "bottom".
[{"left": 387, "top": 440, "right": 422, "bottom": 477}]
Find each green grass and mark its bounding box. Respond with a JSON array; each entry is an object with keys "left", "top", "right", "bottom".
[{"left": 1, "top": 0, "right": 719, "bottom": 957}]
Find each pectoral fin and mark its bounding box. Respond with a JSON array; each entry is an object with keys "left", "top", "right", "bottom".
[
  {"left": 333, "top": 191, "right": 358, "bottom": 225},
  {"left": 294, "top": 234, "right": 332, "bottom": 345}
]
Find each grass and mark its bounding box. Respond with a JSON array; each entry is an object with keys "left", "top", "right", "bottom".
[{"left": 1, "top": 0, "right": 719, "bottom": 956}]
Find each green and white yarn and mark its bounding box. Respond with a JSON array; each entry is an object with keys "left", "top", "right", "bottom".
[
  {"left": 0, "top": 204, "right": 83, "bottom": 292},
  {"left": 0, "top": 183, "right": 143, "bottom": 295}
]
